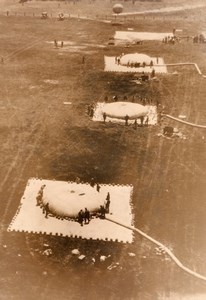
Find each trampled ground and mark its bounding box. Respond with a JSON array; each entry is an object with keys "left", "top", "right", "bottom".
[{"left": 1, "top": 1, "right": 206, "bottom": 299}]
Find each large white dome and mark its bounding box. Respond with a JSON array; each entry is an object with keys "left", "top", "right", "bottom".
[
  {"left": 42, "top": 184, "right": 105, "bottom": 218},
  {"left": 120, "top": 53, "right": 152, "bottom": 66},
  {"left": 102, "top": 102, "right": 148, "bottom": 119}
]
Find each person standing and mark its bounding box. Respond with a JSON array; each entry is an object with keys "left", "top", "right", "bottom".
[
  {"left": 96, "top": 183, "right": 101, "bottom": 192},
  {"left": 45, "top": 203, "right": 50, "bottom": 218},
  {"left": 84, "top": 208, "right": 90, "bottom": 224},
  {"left": 125, "top": 114, "right": 129, "bottom": 126},
  {"left": 105, "top": 198, "right": 110, "bottom": 213},
  {"left": 103, "top": 112, "right": 107, "bottom": 124},
  {"left": 78, "top": 209, "right": 84, "bottom": 226}
]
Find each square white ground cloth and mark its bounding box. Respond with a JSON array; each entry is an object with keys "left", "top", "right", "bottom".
[
  {"left": 104, "top": 56, "right": 167, "bottom": 74},
  {"left": 114, "top": 31, "right": 173, "bottom": 41},
  {"left": 93, "top": 103, "right": 157, "bottom": 125},
  {"left": 8, "top": 179, "right": 134, "bottom": 243}
]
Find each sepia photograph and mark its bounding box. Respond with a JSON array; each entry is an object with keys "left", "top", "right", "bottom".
[{"left": 1, "top": 0, "right": 206, "bottom": 299}]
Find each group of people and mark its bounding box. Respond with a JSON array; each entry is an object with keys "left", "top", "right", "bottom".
[
  {"left": 78, "top": 208, "right": 90, "bottom": 226},
  {"left": 87, "top": 103, "right": 95, "bottom": 118},
  {"left": 125, "top": 115, "right": 149, "bottom": 128},
  {"left": 77, "top": 182, "right": 111, "bottom": 226},
  {"left": 54, "top": 40, "right": 64, "bottom": 48},
  {"left": 36, "top": 185, "right": 50, "bottom": 218},
  {"left": 193, "top": 34, "right": 205, "bottom": 44},
  {"left": 162, "top": 35, "right": 180, "bottom": 45}
]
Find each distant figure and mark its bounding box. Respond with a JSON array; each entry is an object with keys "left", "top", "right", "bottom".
[
  {"left": 99, "top": 205, "right": 106, "bottom": 219},
  {"left": 82, "top": 56, "right": 85, "bottom": 64},
  {"left": 78, "top": 209, "right": 84, "bottom": 226},
  {"left": 75, "top": 176, "right": 80, "bottom": 184},
  {"left": 54, "top": 39, "right": 58, "bottom": 47},
  {"left": 105, "top": 199, "right": 110, "bottom": 213},
  {"left": 103, "top": 112, "right": 107, "bottom": 123},
  {"left": 125, "top": 114, "right": 129, "bottom": 126},
  {"left": 113, "top": 95, "right": 118, "bottom": 101},
  {"left": 134, "top": 119, "right": 137, "bottom": 130},
  {"left": 90, "top": 107, "right": 94, "bottom": 118},
  {"left": 44, "top": 202, "right": 49, "bottom": 218},
  {"left": 90, "top": 177, "right": 95, "bottom": 187},
  {"left": 36, "top": 194, "right": 42, "bottom": 206},
  {"left": 144, "top": 116, "right": 149, "bottom": 126},
  {"left": 96, "top": 183, "right": 101, "bottom": 192},
  {"left": 150, "top": 60, "right": 153, "bottom": 67},
  {"left": 123, "top": 95, "right": 128, "bottom": 101},
  {"left": 61, "top": 41, "right": 64, "bottom": 48},
  {"left": 84, "top": 208, "right": 90, "bottom": 224},
  {"left": 156, "top": 57, "right": 159, "bottom": 64},
  {"left": 173, "top": 28, "right": 176, "bottom": 35},
  {"left": 151, "top": 69, "right": 156, "bottom": 78},
  {"left": 1, "top": 57, "right": 4, "bottom": 64},
  {"left": 106, "top": 192, "right": 110, "bottom": 201},
  {"left": 140, "top": 116, "right": 144, "bottom": 126}
]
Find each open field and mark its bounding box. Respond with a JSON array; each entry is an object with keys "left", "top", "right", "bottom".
[{"left": 1, "top": 1, "right": 206, "bottom": 299}]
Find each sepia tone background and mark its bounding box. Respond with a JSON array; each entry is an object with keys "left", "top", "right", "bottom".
[{"left": 1, "top": 0, "right": 206, "bottom": 299}]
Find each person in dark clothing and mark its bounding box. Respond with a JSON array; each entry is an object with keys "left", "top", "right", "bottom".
[
  {"left": 90, "top": 107, "right": 94, "bottom": 118},
  {"left": 125, "top": 114, "right": 129, "bottom": 126},
  {"left": 82, "top": 56, "right": 85, "bottom": 64},
  {"left": 145, "top": 116, "right": 149, "bottom": 126},
  {"left": 99, "top": 205, "right": 106, "bottom": 219},
  {"left": 134, "top": 119, "right": 137, "bottom": 130},
  {"left": 61, "top": 41, "right": 64, "bottom": 48},
  {"left": 84, "top": 208, "right": 90, "bottom": 224},
  {"left": 113, "top": 95, "right": 118, "bottom": 101},
  {"left": 78, "top": 209, "right": 84, "bottom": 226},
  {"left": 45, "top": 202, "right": 49, "bottom": 218},
  {"left": 140, "top": 116, "right": 144, "bottom": 126},
  {"left": 36, "top": 193, "right": 42, "bottom": 206},
  {"left": 90, "top": 178, "right": 95, "bottom": 187},
  {"left": 106, "top": 192, "right": 110, "bottom": 201},
  {"left": 103, "top": 112, "right": 107, "bottom": 123},
  {"left": 105, "top": 199, "right": 110, "bottom": 213},
  {"left": 96, "top": 183, "right": 101, "bottom": 192}
]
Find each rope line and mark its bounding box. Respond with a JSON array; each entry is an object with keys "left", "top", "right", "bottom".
[
  {"left": 162, "top": 114, "right": 206, "bottom": 129},
  {"left": 106, "top": 217, "right": 206, "bottom": 282}
]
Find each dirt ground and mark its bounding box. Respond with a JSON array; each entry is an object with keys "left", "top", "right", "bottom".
[{"left": 1, "top": 1, "right": 206, "bottom": 299}]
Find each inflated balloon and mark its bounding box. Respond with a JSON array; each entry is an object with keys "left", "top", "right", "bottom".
[{"left": 113, "top": 4, "right": 123, "bottom": 14}]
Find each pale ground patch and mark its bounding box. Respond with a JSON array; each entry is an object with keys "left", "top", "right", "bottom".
[
  {"left": 93, "top": 102, "right": 157, "bottom": 125},
  {"left": 43, "top": 79, "right": 59, "bottom": 85},
  {"left": 8, "top": 179, "right": 133, "bottom": 243},
  {"left": 114, "top": 31, "right": 173, "bottom": 41},
  {"left": 104, "top": 56, "right": 167, "bottom": 74}
]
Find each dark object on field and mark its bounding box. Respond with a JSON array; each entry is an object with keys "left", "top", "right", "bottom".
[
  {"left": 82, "top": 56, "right": 85, "bottom": 64},
  {"left": 141, "top": 74, "right": 149, "bottom": 81},
  {"left": 58, "top": 13, "right": 65, "bottom": 21},
  {"left": 41, "top": 12, "right": 48, "bottom": 19},
  {"left": 151, "top": 69, "right": 156, "bottom": 78},
  {"left": 163, "top": 126, "right": 174, "bottom": 137}
]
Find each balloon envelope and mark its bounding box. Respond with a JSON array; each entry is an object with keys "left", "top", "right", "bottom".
[{"left": 113, "top": 4, "right": 123, "bottom": 14}]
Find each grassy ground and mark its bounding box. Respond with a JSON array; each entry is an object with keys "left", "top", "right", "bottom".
[{"left": 1, "top": 1, "right": 206, "bottom": 300}]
